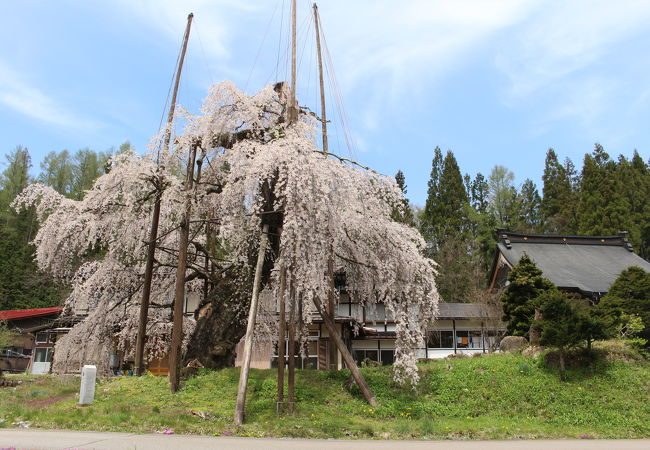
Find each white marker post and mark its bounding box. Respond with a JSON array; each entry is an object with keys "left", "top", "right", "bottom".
[{"left": 79, "top": 365, "right": 97, "bottom": 406}]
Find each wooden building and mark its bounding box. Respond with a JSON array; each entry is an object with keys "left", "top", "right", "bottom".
[
  {"left": 235, "top": 299, "right": 504, "bottom": 370},
  {"left": 0, "top": 307, "right": 63, "bottom": 374},
  {"left": 489, "top": 230, "right": 650, "bottom": 301}
]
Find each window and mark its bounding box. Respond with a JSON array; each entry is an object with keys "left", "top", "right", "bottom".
[
  {"left": 34, "top": 347, "right": 53, "bottom": 363},
  {"left": 380, "top": 350, "right": 395, "bottom": 366},
  {"left": 183, "top": 294, "right": 200, "bottom": 316},
  {"left": 35, "top": 332, "right": 48, "bottom": 344},
  {"left": 469, "top": 330, "right": 482, "bottom": 349},
  {"left": 353, "top": 349, "right": 378, "bottom": 366},
  {"left": 365, "top": 304, "right": 386, "bottom": 321},
  {"left": 427, "top": 330, "right": 454, "bottom": 348},
  {"left": 271, "top": 336, "right": 319, "bottom": 369},
  {"left": 485, "top": 329, "right": 500, "bottom": 351},
  {"left": 334, "top": 272, "right": 347, "bottom": 291},
  {"left": 456, "top": 330, "right": 470, "bottom": 348}
]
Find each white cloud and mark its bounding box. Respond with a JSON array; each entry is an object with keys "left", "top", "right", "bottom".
[
  {"left": 493, "top": 0, "right": 650, "bottom": 137},
  {"left": 296, "top": 0, "right": 540, "bottom": 136},
  {"left": 0, "top": 62, "right": 100, "bottom": 129},
  {"left": 114, "top": 0, "right": 259, "bottom": 62},
  {"left": 496, "top": 0, "right": 650, "bottom": 100}
]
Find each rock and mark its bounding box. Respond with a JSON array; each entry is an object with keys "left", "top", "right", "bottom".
[
  {"left": 522, "top": 346, "right": 547, "bottom": 358},
  {"left": 500, "top": 336, "right": 528, "bottom": 352}
]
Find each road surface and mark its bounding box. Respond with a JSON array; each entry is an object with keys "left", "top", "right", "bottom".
[{"left": 1, "top": 429, "right": 649, "bottom": 449}]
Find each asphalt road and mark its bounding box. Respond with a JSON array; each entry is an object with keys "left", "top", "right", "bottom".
[{"left": 1, "top": 430, "right": 650, "bottom": 450}]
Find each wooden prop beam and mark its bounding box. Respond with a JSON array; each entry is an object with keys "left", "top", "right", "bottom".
[
  {"left": 234, "top": 224, "right": 270, "bottom": 425},
  {"left": 276, "top": 268, "right": 287, "bottom": 412},
  {"left": 287, "top": 284, "right": 297, "bottom": 413},
  {"left": 313, "top": 296, "right": 378, "bottom": 407}
]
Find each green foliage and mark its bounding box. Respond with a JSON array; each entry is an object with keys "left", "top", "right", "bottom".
[
  {"left": 421, "top": 149, "right": 485, "bottom": 301},
  {"left": 518, "top": 179, "right": 542, "bottom": 233},
  {"left": 391, "top": 170, "right": 416, "bottom": 227},
  {"left": 541, "top": 149, "right": 578, "bottom": 234},
  {"left": 1, "top": 353, "right": 648, "bottom": 439},
  {"left": 0, "top": 144, "right": 119, "bottom": 311},
  {"left": 534, "top": 291, "right": 611, "bottom": 374},
  {"left": 0, "top": 147, "right": 65, "bottom": 310},
  {"left": 500, "top": 255, "right": 555, "bottom": 337},
  {"left": 577, "top": 144, "right": 633, "bottom": 237},
  {"left": 534, "top": 292, "right": 584, "bottom": 352},
  {"left": 597, "top": 266, "right": 650, "bottom": 347},
  {"left": 487, "top": 165, "right": 520, "bottom": 230},
  {"left": 422, "top": 147, "right": 471, "bottom": 246},
  {"left": 0, "top": 321, "right": 14, "bottom": 350}
]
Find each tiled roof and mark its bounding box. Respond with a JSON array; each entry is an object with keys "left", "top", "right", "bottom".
[
  {"left": 495, "top": 230, "right": 650, "bottom": 295},
  {"left": 437, "top": 302, "right": 494, "bottom": 319},
  {"left": 0, "top": 307, "right": 63, "bottom": 321}
]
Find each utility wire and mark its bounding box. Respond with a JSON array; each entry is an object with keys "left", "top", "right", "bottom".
[{"left": 244, "top": 0, "right": 282, "bottom": 92}]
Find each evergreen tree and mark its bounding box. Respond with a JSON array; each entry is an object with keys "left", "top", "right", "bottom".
[
  {"left": 421, "top": 147, "right": 444, "bottom": 244},
  {"left": 577, "top": 144, "right": 631, "bottom": 237},
  {"left": 437, "top": 151, "right": 470, "bottom": 241},
  {"left": 0, "top": 146, "right": 31, "bottom": 201},
  {"left": 469, "top": 172, "right": 489, "bottom": 214},
  {"left": 392, "top": 170, "right": 416, "bottom": 227},
  {"left": 0, "top": 147, "right": 64, "bottom": 310},
  {"left": 597, "top": 266, "right": 650, "bottom": 346},
  {"left": 533, "top": 290, "right": 583, "bottom": 374},
  {"left": 0, "top": 145, "right": 119, "bottom": 311},
  {"left": 501, "top": 255, "right": 555, "bottom": 337},
  {"left": 618, "top": 151, "right": 650, "bottom": 258},
  {"left": 519, "top": 178, "right": 542, "bottom": 233},
  {"left": 466, "top": 172, "right": 495, "bottom": 275},
  {"left": 540, "top": 149, "right": 580, "bottom": 233},
  {"left": 421, "top": 149, "right": 483, "bottom": 302}
]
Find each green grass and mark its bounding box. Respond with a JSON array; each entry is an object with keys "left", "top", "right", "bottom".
[{"left": 1, "top": 349, "right": 648, "bottom": 439}]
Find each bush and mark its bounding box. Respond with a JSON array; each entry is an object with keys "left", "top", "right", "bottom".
[
  {"left": 533, "top": 291, "right": 584, "bottom": 374},
  {"left": 597, "top": 266, "right": 650, "bottom": 347}
]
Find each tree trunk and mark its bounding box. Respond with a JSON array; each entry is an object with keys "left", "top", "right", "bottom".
[
  {"left": 559, "top": 348, "right": 566, "bottom": 378},
  {"left": 184, "top": 267, "right": 252, "bottom": 369}
]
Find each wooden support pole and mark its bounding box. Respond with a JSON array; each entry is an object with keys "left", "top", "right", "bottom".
[
  {"left": 276, "top": 267, "right": 287, "bottom": 412},
  {"left": 134, "top": 12, "right": 193, "bottom": 377},
  {"left": 327, "top": 255, "right": 337, "bottom": 369},
  {"left": 313, "top": 3, "right": 328, "bottom": 154},
  {"left": 169, "top": 143, "right": 198, "bottom": 393},
  {"left": 234, "top": 225, "right": 270, "bottom": 425},
  {"left": 288, "top": 0, "right": 298, "bottom": 123},
  {"left": 313, "top": 296, "right": 378, "bottom": 407},
  {"left": 133, "top": 196, "right": 161, "bottom": 376},
  {"left": 287, "top": 284, "right": 297, "bottom": 413}
]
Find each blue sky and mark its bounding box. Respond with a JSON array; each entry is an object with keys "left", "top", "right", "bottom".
[{"left": 1, "top": 0, "right": 649, "bottom": 206}]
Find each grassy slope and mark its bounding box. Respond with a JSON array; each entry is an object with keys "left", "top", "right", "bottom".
[{"left": 1, "top": 351, "right": 648, "bottom": 439}]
